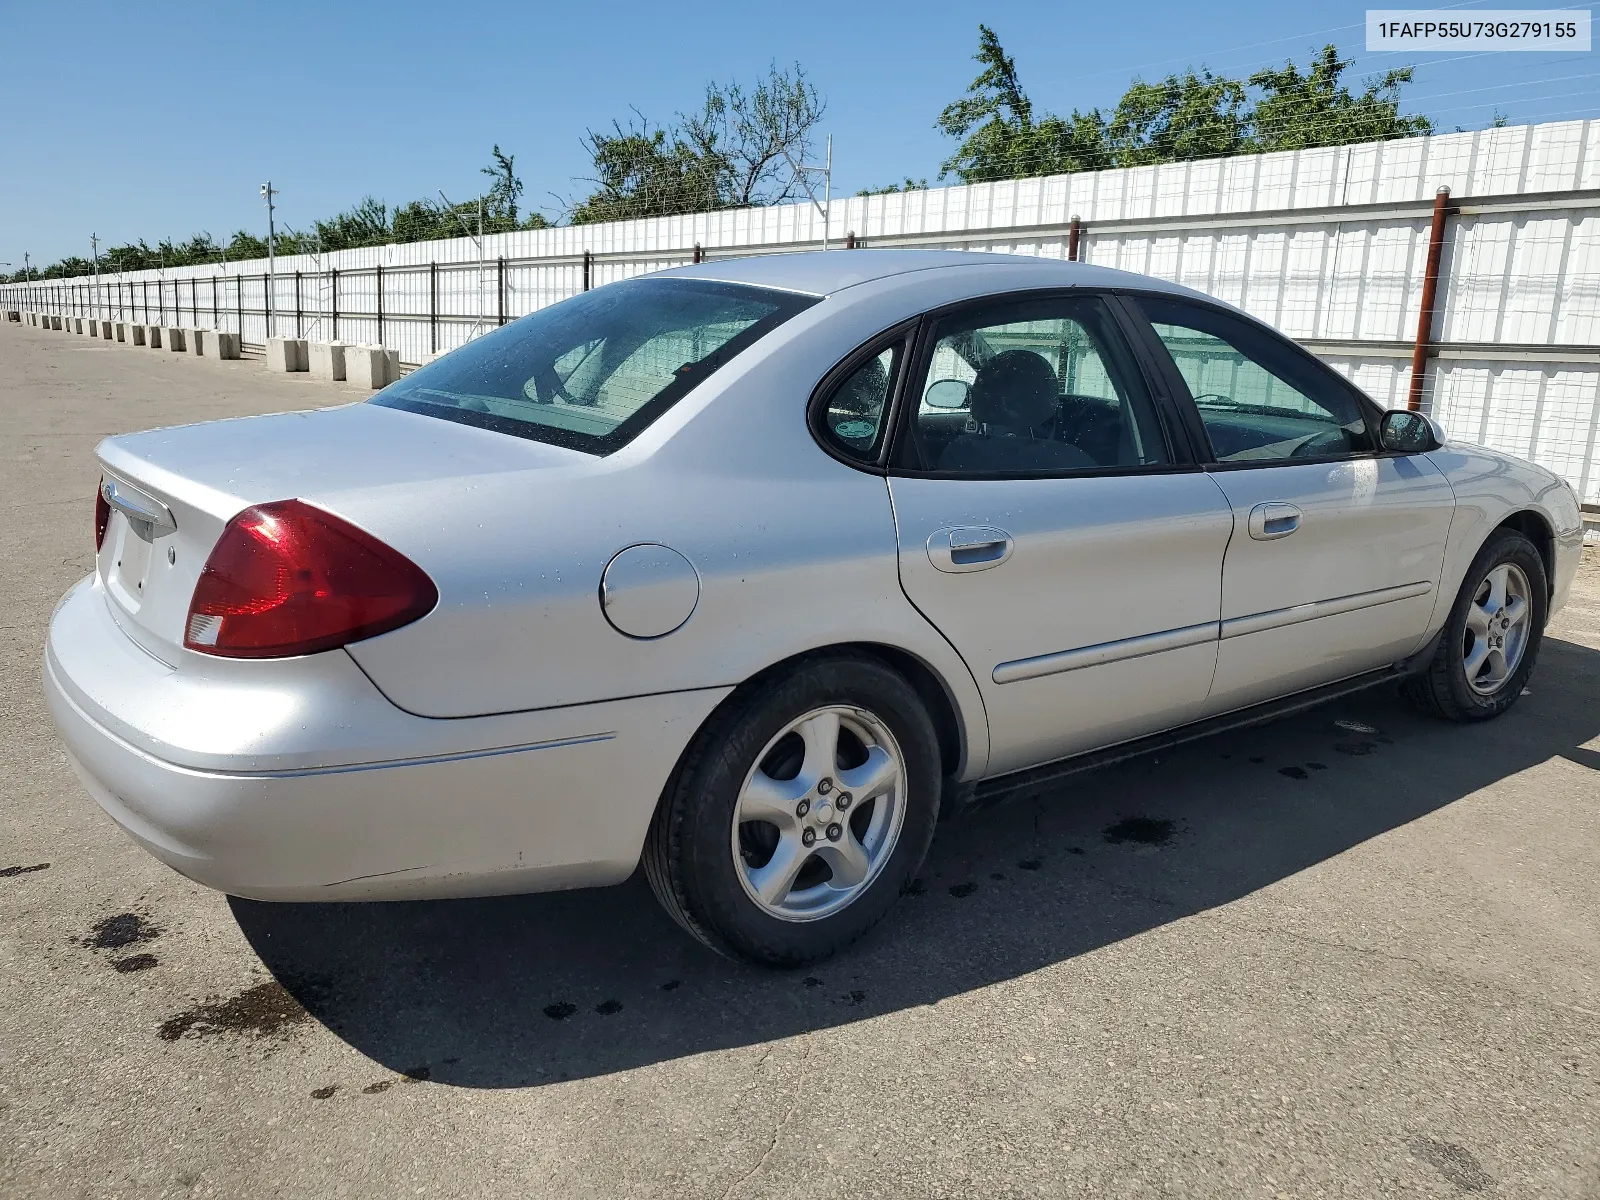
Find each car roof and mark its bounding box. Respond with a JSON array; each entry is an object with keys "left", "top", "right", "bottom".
[{"left": 655, "top": 248, "right": 1207, "bottom": 301}]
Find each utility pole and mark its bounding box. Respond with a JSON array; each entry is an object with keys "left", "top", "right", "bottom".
[
  {"left": 439, "top": 190, "right": 489, "bottom": 340},
  {"left": 261, "top": 181, "right": 278, "bottom": 337},
  {"left": 90, "top": 233, "right": 100, "bottom": 320},
  {"left": 783, "top": 134, "right": 834, "bottom": 251}
]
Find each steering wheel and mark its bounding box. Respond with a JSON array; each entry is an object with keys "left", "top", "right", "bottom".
[{"left": 1290, "top": 429, "right": 1348, "bottom": 458}]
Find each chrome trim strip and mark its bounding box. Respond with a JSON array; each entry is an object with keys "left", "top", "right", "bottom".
[
  {"left": 993, "top": 620, "right": 1220, "bottom": 685},
  {"left": 101, "top": 475, "right": 176, "bottom": 537},
  {"left": 232, "top": 732, "right": 618, "bottom": 779},
  {"left": 1221, "top": 581, "right": 1434, "bottom": 640}
]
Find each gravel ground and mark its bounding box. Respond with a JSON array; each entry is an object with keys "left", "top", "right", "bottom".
[{"left": 2, "top": 320, "right": 1596, "bottom": 1198}]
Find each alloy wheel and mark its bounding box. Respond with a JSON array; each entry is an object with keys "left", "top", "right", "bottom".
[
  {"left": 731, "top": 705, "right": 907, "bottom": 922},
  {"left": 1463, "top": 562, "right": 1532, "bottom": 696}
]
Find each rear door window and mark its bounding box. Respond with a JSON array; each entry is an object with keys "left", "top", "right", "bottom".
[{"left": 905, "top": 294, "right": 1171, "bottom": 475}]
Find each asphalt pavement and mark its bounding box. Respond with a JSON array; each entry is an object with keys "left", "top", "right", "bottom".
[{"left": 1, "top": 320, "right": 1596, "bottom": 1198}]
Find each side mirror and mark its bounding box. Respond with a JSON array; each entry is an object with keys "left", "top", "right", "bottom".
[
  {"left": 924, "top": 379, "right": 971, "bottom": 410},
  {"left": 1379, "top": 409, "right": 1444, "bottom": 454}
]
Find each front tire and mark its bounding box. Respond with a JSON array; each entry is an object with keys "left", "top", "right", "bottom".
[
  {"left": 1403, "top": 528, "right": 1547, "bottom": 722},
  {"left": 643, "top": 654, "right": 942, "bottom": 966}
]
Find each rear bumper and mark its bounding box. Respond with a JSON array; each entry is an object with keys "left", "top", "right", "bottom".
[{"left": 45, "top": 575, "right": 729, "bottom": 901}]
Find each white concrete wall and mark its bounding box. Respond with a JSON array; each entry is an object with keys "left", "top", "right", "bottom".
[{"left": 8, "top": 120, "right": 1600, "bottom": 502}]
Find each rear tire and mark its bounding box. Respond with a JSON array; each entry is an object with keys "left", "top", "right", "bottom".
[
  {"left": 1402, "top": 529, "right": 1547, "bottom": 723},
  {"left": 644, "top": 654, "right": 942, "bottom": 967}
]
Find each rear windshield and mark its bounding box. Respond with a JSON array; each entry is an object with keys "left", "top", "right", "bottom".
[{"left": 372, "top": 277, "right": 817, "bottom": 454}]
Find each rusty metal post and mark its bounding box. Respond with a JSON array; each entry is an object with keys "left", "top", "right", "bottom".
[
  {"left": 845, "top": 231, "right": 858, "bottom": 250},
  {"left": 692, "top": 243, "right": 703, "bottom": 264},
  {"left": 582, "top": 250, "right": 592, "bottom": 292},
  {"left": 1408, "top": 186, "right": 1454, "bottom": 412},
  {"left": 1068, "top": 215, "right": 1082, "bottom": 262},
  {"left": 497, "top": 256, "right": 506, "bottom": 326}
]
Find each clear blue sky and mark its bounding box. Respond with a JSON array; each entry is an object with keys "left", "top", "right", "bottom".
[{"left": 2, "top": 0, "right": 1595, "bottom": 268}]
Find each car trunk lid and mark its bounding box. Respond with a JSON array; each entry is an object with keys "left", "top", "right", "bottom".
[{"left": 94, "top": 402, "right": 591, "bottom": 662}]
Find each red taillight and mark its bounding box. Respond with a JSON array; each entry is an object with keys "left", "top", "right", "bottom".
[
  {"left": 184, "top": 500, "right": 437, "bottom": 658},
  {"left": 95, "top": 482, "right": 110, "bottom": 550}
]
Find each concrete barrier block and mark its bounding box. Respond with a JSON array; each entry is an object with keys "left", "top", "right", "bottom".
[
  {"left": 345, "top": 344, "right": 399, "bottom": 389},
  {"left": 163, "top": 327, "right": 186, "bottom": 352},
  {"left": 5, "top": 310, "right": 19, "bottom": 323},
  {"left": 145, "top": 326, "right": 162, "bottom": 349},
  {"left": 203, "top": 331, "right": 241, "bottom": 360},
  {"left": 50, "top": 315, "right": 62, "bottom": 330},
  {"left": 129, "top": 323, "right": 147, "bottom": 346},
  {"left": 112, "top": 322, "right": 126, "bottom": 342},
  {"left": 188, "top": 329, "right": 206, "bottom": 355},
  {"left": 307, "top": 340, "right": 347, "bottom": 381},
  {"left": 266, "top": 336, "right": 309, "bottom": 372}
]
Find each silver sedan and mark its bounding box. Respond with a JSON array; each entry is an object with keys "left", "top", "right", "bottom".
[{"left": 45, "top": 251, "right": 1586, "bottom": 965}]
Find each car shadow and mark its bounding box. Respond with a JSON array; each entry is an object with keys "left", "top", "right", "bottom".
[{"left": 232, "top": 634, "right": 1600, "bottom": 1090}]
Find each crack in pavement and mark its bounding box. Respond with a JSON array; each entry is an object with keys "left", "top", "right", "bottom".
[{"left": 720, "top": 1033, "right": 815, "bottom": 1200}]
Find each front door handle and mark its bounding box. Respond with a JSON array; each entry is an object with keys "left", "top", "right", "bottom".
[
  {"left": 1248, "top": 502, "right": 1302, "bottom": 541},
  {"left": 927, "top": 526, "right": 1014, "bottom": 573}
]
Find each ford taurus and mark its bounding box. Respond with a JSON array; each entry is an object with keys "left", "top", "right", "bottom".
[{"left": 44, "top": 251, "right": 1585, "bottom": 965}]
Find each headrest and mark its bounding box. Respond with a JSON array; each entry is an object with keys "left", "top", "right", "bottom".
[{"left": 969, "top": 350, "right": 1057, "bottom": 430}]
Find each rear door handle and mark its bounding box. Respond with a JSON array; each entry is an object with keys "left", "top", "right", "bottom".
[
  {"left": 1247, "top": 502, "right": 1301, "bottom": 541},
  {"left": 927, "top": 527, "right": 1013, "bottom": 573}
]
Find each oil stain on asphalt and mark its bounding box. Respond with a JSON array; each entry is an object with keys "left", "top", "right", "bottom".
[
  {"left": 157, "top": 979, "right": 320, "bottom": 1043},
  {"left": 0, "top": 862, "right": 50, "bottom": 878},
  {"left": 1408, "top": 1136, "right": 1492, "bottom": 1192},
  {"left": 82, "top": 911, "right": 161, "bottom": 951},
  {"left": 1102, "top": 817, "right": 1175, "bottom": 845}
]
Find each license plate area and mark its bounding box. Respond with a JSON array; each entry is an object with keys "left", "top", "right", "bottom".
[{"left": 103, "top": 513, "right": 155, "bottom": 614}]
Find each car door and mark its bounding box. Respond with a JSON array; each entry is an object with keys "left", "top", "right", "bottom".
[
  {"left": 883, "top": 292, "right": 1235, "bottom": 778},
  {"left": 1129, "top": 294, "right": 1457, "bottom": 714}
]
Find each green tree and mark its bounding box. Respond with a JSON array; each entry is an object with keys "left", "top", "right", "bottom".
[
  {"left": 312, "top": 196, "right": 392, "bottom": 251},
  {"left": 1106, "top": 69, "right": 1250, "bottom": 167},
  {"left": 570, "top": 120, "right": 723, "bottom": 224},
  {"left": 1247, "top": 46, "right": 1432, "bottom": 151},
  {"left": 481, "top": 144, "right": 525, "bottom": 225},
  {"left": 570, "top": 64, "right": 825, "bottom": 223},
  {"left": 936, "top": 27, "right": 1433, "bottom": 182},
  {"left": 859, "top": 177, "right": 929, "bottom": 196},
  {"left": 937, "top": 25, "right": 1110, "bottom": 181}
]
